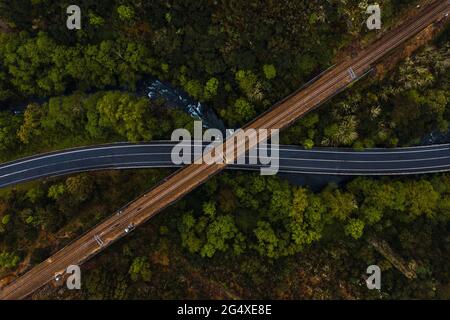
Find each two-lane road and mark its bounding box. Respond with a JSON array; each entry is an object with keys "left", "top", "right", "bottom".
[{"left": 2, "top": 142, "right": 450, "bottom": 189}]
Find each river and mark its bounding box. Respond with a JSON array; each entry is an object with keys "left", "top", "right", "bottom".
[{"left": 138, "top": 77, "right": 225, "bottom": 131}]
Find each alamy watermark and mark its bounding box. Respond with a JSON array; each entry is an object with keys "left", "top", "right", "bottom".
[
  {"left": 366, "top": 4, "right": 382, "bottom": 30},
  {"left": 366, "top": 265, "right": 381, "bottom": 290},
  {"left": 171, "top": 121, "right": 280, "bottom": 175},
  {"left": 66, "top": 5, "right": 81, "bottom": 30},
  {"left": 66, "top": 3, "right": 381, "bottom": 31},
  {"left": 55, "top": 264, "right": 81, "bottom": 290}
]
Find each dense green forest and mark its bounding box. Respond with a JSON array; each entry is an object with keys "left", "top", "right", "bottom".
[
  {"left": 1, "top": 170, "right": 449, "bottom": 299},
  {"left": 0, "top": 91, "right": 194, "bottom": 161},
  {"left": 0, "top": 0, "right": 449, "bottom": 300},
  {"left": 0, "top": 0, "right": 420, "bottom": 124}
]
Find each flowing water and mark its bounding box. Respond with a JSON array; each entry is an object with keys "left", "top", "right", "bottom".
[{"left": 139, "top": 78, "right": 225, "bottom": 132}]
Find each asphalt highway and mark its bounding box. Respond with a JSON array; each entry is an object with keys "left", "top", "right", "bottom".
[
  {"left": 1, "top": 0, "right": 448, "bottom": 300},
  {"left": 2, "top": 142, "right": 450, "bottom": 189}
]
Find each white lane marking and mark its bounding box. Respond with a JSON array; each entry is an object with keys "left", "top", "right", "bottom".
[
  {"left": 109, "top": 162, "right": 450, "bottom": 172},
  {"left": 2, "top": 144, "right": 450, "bottom": 174},
  {"left": 4, "top": 160, "right": 450, "bottom": 189},
  {"left": 2, "top": 153, "right": 450, "bottom": 180},
  {"left": 228, "top": 166, "right": 450, "bottom": 176},
  {"left": 1, "top": 142, "right": 450, "bottom": 170}
]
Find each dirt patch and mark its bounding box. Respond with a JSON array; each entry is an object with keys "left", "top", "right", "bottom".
[
  {"left": 0, "top": 18, "right": 13, "bottom": 33},
  {"left": 375, "top": 18, "right": 448, "bottom": 78}
]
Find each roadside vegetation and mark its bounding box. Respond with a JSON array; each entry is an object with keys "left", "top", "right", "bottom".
[{"left": 0, "top": 91, "right": 193, "bottom": 162}]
